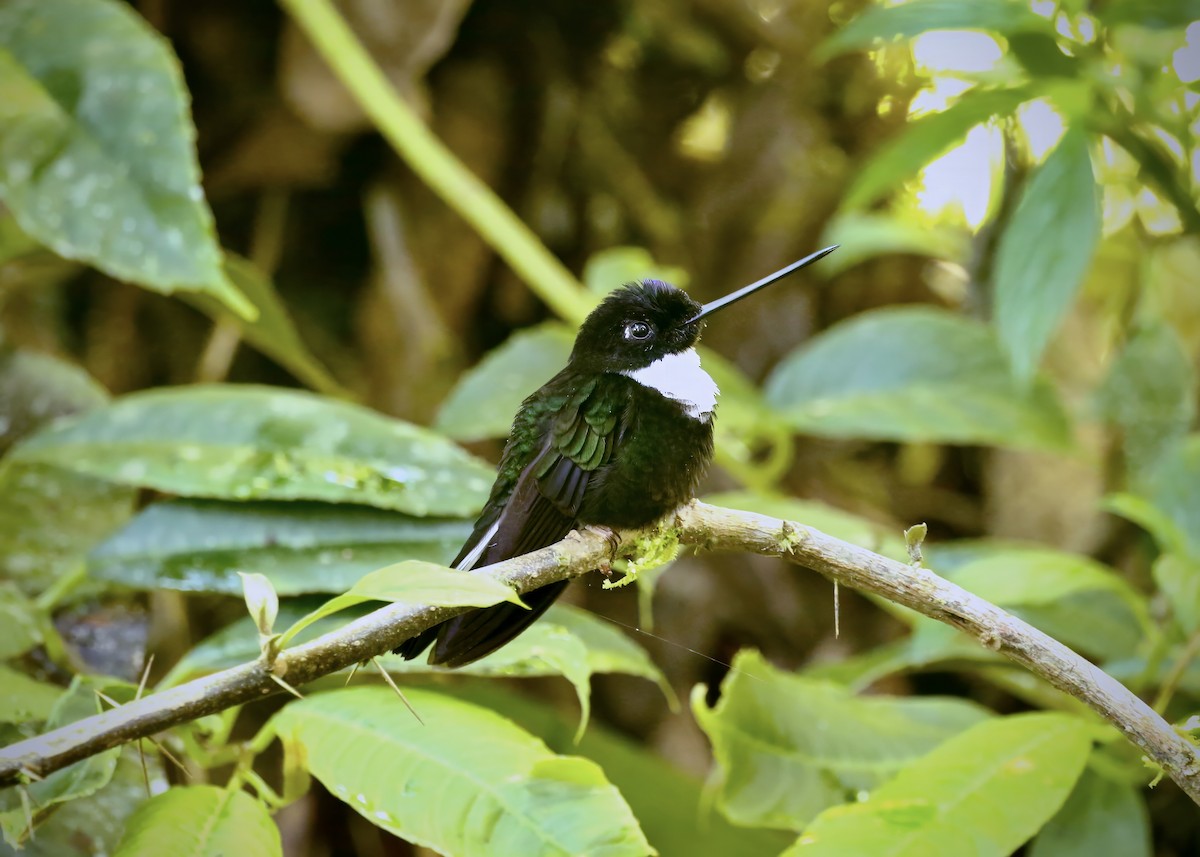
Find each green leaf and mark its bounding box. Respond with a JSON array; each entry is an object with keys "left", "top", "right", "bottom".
[
  {"left": 436, "top": 323, "right": 573, "bottom": 442},
  {"left": 705, "top": 491, "right": 908, "bottom": 561},
  {"left": 89, "top": 499, "right": 471, "bottom": 595},
  {"left": 0, "top": 347, "right": 134, "bottom": 595},
  {"left": 1028, "top": 769, "right": 1151, "bottom": 857},
  {"left": 437, "top": 681, "right": 792, "bottom": 857},
  {"left": 0, "top": 0, "right": 251, "bottom": 317},
  {"left": 1103, "top": 492, "right": 1190, "bottom": 556},
  {"left": 784, "top": 713, "right": 1091, "bottom": 856},
  {"left": 0, "top": 348, "right": 107, "bottom": 455},
  {"left": 0, "top": 746, "right": 165, "bottom": 857},
  {"left": 819, "top": 0, "right": 1049, "bottom": 59},
  {"left": 1100, "top": 323, "right": 1197, "bottom": 484},
  {"left": 182, "top": 254, "right": 345, "bottom": 396},
  {"left": 0, "top": 678, "right": 124, "bottom": 823},
  {"left": 380, "top": 604, "right": 672, "bottom": 739},
  {"left": 10, "top": 384, "right": 494, "bottom": 516},
  {"left": 1102, "top": 0, "right": 1200, "bottom": 29},
  {"left": 279, "top": 559, "right": 525, "bottom": 647},
  {"left": 0, "top": 585, "right": 42, "bottom": 660},
  {"left": 993, "top": 128, "right": 1101, "bottom": 383},
  {"left": 947, "top": 549, "right": 1151, "bottom": 661},
  {"left": 1135, "top": 434, "right": 1200, "bottom": 559},
  {"left": 0, "top": 666, "right": 62, "bottom": 724},
  {"left": 1153, "top": 554, "right": 1200, "bottom": 634},
  {"left": 693, "top": 650, "right": 990, "bottom": 829},
  {"left": 113, "top": 786, "right": 281, "bottom": 857},
  {"left": 842, "top": 89, "right": 1031, "bottom": 210},
  {"left": 272, "top": 686, "right": 652, "bottom": 857},
  {"left": 582, "top": 246, "right": 688, "bottom": 295},
  {"left": 239, "top": 571, "right": 279, "bottom": 638},
  {"left": 764, "top": 307, "right": 1071, "bottom": 449},
  {"left": 820, "top": 213, "right": 969, "bottom": 272}
]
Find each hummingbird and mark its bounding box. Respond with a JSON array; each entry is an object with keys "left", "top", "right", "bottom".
[{"left": 397, "top": 246, "right": 838, "bottom": 667}]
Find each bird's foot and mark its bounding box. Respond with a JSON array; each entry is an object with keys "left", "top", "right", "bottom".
[{"left": 581, "top": 523, "right": 622, "bottom": 557}]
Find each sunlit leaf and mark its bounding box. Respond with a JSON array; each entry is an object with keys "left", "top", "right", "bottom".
[
  {"left": 272, "top": 687, "right": 652, "bottom": 857},
  {"left": 436, "top": 323, "right": 572, "bottom": 442},
  {"left": 1100, "top": 323, "right": 1197, "bottom": 484},
  {"left": 841, "top": 88, "right": 1031, "bottom": 210},
  {"left": 182, "top": 253, "right": 346, "bottom": 397},
  {"left": 783, "top": 713, "right": 1091, "bottom": 856},
  {"left": 89, "top": 499, "right": 471, "bottom": 595},
  {"left": 10, "top": 385, "right": 494, "bottom": 516},
  {"left": 693, "top": 650, "right": 989, "bottom": 829},
  {"left": 820, "top": 213, "right": 969, "bottom": 273},
  {"left": 113, "top": 786, "right": 280, "bottom": 857},
  {"left": 764, "top": 307, "right": 1071, "bottom": 449},
  {"left": 819, "top": 0, "right": 1049, "bottom": 59},
  {"left": 993, "top": 128, "right": 1101, "bottom": 383},
  {"left": 1028, "top": 769, "right": 1151, "bottom": 857},
  {"left": 279, "top": 559, "right": 524, "bottom": 647},
  {"left": 0, "top": 0, "right": 251, "bottom": 317}
]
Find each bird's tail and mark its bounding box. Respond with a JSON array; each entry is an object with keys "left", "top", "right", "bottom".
[{"left": 394, "top": 579, "right": 569, "bottom": 668}]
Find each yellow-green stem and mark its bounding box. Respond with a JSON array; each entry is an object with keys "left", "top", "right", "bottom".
[{"left": 279, "top": 0, "right": 595, "bottom": 324}]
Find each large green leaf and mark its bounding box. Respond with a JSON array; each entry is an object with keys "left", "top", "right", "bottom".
[
  {"left": 382, "top": 603, "right": 671, "bottom": 738},
  {"left": 272, "top": 686, "right": 652, "bottom": 857},
  {"left": 113, "top": 786, "right": 280, "bottom": 857},
  {"left": 278, "top": 559, "right": 525, "bottom": 646},
  {"left": 0, "top": 0, "right": 250, "bottom": 316},
  {"left": 1101, "top": 323, "right": 1197, "bottom": 485},
  {"left": 89, "top": 499, "right": 471, "bottom": 595},
  {"left": 931, "top": 549, "right": 1150, "bottom": 662},
  {"left": 783, "top": 713, "right": 1091, "bottom": 856},
  {"left": 1028, "top": 769, "right": 1151, "bottom": 857},
  {"left": 841, "top": 89, "right": 1031, "bottom": 210},
  {"left": 436, "top": 323, "right": 573, "bottom": 442},
  {"left": 993, "top": 128, "right": 1101, "bottom": 383},
  {"left": 440, "top": 682, "right": 791, "bottom": 857},
  {"left": 819, "top": 0, "right": 1049, "bottom": 59},
  {"left": 0, "top": 585, "right": 42, "bottom": 660},
  {"left": 182, "top": 254, "right": 345, "bottom": 397},
  {"left": 10, "top": 385, "right": 494, "bottom": 516},
  {"left": 764, "top": 307, "right": 1071, "bottom": 449},
  {"left": 693, "top": 650, "right": 989, "bottom": 829},
  {"left": 1102, "top": 0, "right": 1200, "bottom": 28},
  {"left": 0, "top": 350, "right": 133, "bottom": 596}
]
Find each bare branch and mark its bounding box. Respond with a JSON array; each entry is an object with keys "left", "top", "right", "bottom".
[{"left": 2, "top": 502, "right": 1198, "bottom": 805}]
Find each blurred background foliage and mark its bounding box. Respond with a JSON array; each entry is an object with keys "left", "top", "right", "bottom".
[{"left": 1, "top": 0, "right": 1200, "bottom": 854}]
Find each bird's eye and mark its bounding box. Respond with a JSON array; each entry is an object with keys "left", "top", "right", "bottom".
[{"left": 624, "top": 321, "right": 653, "bottom": 341}]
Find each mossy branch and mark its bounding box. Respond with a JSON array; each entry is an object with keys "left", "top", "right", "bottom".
[{"left": 2, "top": 501, "right": 1198, "bottom": 806}]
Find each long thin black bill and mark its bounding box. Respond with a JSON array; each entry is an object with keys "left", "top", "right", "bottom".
[{"left": 686, "top": 244, "right": 839, "bottom": 324}]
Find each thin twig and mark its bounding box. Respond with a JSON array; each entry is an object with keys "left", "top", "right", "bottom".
[{"left": 1, "top": 502, "right": 1198, "bottom": 805}]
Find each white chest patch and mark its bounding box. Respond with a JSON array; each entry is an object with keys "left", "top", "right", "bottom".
[{"left": 622, "top": 347, "right": 719, "bottom": 419}]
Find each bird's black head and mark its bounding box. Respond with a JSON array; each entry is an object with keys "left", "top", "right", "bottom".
[{"left": 569, "top": 280, "right": 703, "bottom": 373}]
